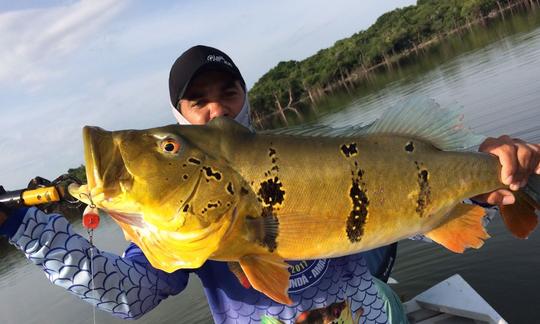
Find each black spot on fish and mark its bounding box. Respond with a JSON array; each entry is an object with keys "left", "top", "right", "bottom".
[
  {"left": 267, "top": 147, "right": 280, "bottom": 173},
  {"left": 202, "top": 166, "right": 222, "bottom": 181},
  {"left": 168, "top": 162, "right": 172, "bottom": 166},
  {"left": 258, "top": 176, "right": 285, "bottom": 206},
  {"left": 346, "top": 167, "right": 369, "bottom": 243},
  {"left": 183, "top": 174, "right": 188, "bottom": 180},
  {"left": 226, "top": 182, "right": 235, "bottom": 195},
  {"left": 405, "top": 141, "right": 415, "bottom": 152},
  {"left": 183, "top": 204, "right": 189, "bottom": 213},
  {"left": 188, "top": 158, "right": 201, "bottom": 165},
  {"left": 340, "top": 143, "right": 358, "bottom": 158},
  {"left": 258, "top": 148, "right": 285, "bottom": 211},
  {"left": 416, "top": 168, "right": 431, "bottom": 217},
  {"left": 268, "top": 147, "right": 276, "bottom": 157},
  {"left": 350, "top": 162, "right": 364, "bottom": 178},
  {"left": 420, "top": 170, "right": 428, "bottom": 180},
  {"left": 207, "top": 201, "right": 221, "bottom": 209},
  {"left": 240, "top": 187, "right": 249, "bottom": 196},
  {"left": 182, "top": 164, "right": 187, "bottom": 168}
]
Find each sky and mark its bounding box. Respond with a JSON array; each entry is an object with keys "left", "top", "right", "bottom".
[{"left": 0, "top": 0, "right": 416, "bottom": 188}]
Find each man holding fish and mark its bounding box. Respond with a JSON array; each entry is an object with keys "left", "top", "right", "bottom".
[{"left": 1, "top": 45, "right": 539, "bottom": 324}]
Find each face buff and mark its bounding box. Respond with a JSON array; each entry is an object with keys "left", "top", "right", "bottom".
[{"left": 171, "top": 96, "right": 252, "bottom": 129}]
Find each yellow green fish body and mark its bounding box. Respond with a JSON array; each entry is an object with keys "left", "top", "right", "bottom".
[
  {"left": 209, "top": 131, "right": 500, "bottom": 260},
  {"left": 70, "top": 98, "right": 540, "bottom": 304}
]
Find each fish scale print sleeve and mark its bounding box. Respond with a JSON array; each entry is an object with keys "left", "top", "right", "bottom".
[{"left": 7, "top": 207, "right": 188, "bottom": 319}]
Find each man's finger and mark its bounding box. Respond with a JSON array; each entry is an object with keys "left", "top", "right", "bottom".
[
  {"left": 488, "top": 190, "right": 515, "bottom": 205},
  {"left": 474, "top": 189, "right": 515, "bottom": 205},
  {"left": 495, "top": 145, "right": 518, "bottom": 186},
  {"left": 516, "top": 143, "right": 540, "bottom": 187},
  {"left": 528, "top": 143, "right": 540, "bottom": 175},
  {"left": 514, "top": 142, "right": 533, "bottom": 187},
  {"left": 479, "top": 136, "right": 518, "bottom": 185}
]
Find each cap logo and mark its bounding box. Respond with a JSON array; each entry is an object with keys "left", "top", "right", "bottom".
[{"left": 207, "top": 54, "right": 233, "bottom": 67}]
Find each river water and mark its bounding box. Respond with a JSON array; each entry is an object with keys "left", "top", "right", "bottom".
[{"left": 1, "top": 7, "right": 540, "bottom": 324}]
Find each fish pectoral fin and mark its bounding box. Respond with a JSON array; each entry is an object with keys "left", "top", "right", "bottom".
[
  {"left": 227, "top": 262, "right": 251, "bottom": 289},
  {"left": 425, "top": 203, "right": 489, "bottom": 253},
  {"left": 239, "top": 254, "right": 292, "bottom": 305},
  {"left": 244, "top": 212, "right": 279, "bottom": 248},
  {"left": 500, "top": 190, "right": 539, "bottom": 239}
]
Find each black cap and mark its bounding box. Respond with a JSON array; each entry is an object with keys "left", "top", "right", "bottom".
[{"left": 169, "top": 45, "right": 245, "bottom": 108}]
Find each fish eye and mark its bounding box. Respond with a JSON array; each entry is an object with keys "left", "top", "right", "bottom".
[{"left": 160, "top": 138, "right": 181, "bottom": 154}]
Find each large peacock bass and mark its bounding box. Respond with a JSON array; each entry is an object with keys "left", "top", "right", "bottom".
[{"left": 69, "top": 97, "right": 540, "bottom": 304}]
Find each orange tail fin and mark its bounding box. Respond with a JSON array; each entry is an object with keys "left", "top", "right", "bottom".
[{"left": 500, "top": 186, "right": 540, "bottom": 239}]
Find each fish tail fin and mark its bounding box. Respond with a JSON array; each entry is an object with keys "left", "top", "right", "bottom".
[{"left": 500, "top": 175, "right": 540, "bottom": 239}]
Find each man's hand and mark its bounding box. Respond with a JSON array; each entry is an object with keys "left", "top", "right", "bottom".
[{"left": 475, "top": 135, "right": 540, "bottom": 205}]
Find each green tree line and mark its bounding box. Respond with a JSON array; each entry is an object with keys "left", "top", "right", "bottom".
[
  {"left": 248, "top": 0, "right": 537, "bottom": 128},
  {"left": 67, "top": 165, "right": 87, "bottom": 184}
]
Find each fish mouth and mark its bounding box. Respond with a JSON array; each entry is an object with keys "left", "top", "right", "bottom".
[{"left": 82, "top": 126, "right": 132, "bottom": 202}]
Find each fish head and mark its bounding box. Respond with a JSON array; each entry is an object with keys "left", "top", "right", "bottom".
[{"left": 74, "top": 124, "right": 246, "bottom": 272}]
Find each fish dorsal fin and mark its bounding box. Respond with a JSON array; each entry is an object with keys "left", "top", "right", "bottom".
[
  {"left": 358, "top": 97, "right": 485, "bottom": 151},
  {"left": 207, "top": 117, "right": 253, "bottom": 134},
  {"left": 263, "top": 97, "right": 483, "bottom": 151},
  {"left": 262, "top": 123, "right": 372, "bottom": 137}
]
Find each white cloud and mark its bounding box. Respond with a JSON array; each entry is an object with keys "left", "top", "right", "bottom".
[{"left": 0, "top": 0, "right": 127, "bottom": 87}]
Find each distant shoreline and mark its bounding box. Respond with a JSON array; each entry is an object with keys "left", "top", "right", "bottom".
[
  {"left": 323, "top": 0, "right": 535, "bottom": 95},
  {"left": 249, "top": 0, "right": 540, "bottom": 129}
]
